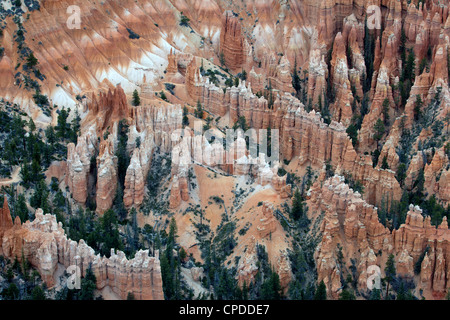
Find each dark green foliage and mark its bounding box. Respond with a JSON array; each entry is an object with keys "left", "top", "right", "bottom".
[
  {"left": 290, "top": 189, "right": 303, "bottom": 221},
  {"left": 363, "top": 18, "right": 376, "bottom": 93},
  {"left": 339, "top": 288, "right": 356, "bottom": 300},
  {"left": 179, "top": 12, "right": 190, "bottom": 27},
  {"left": 194, "top": 100, "right": 204, "bottom": 119},
  {"left": 384, "top": 254, "right": 396, "bottom": 299},
  {"left": 260, "top": 270, "right": 282, "bottom": 300},
  {"left": 132, "top": 89, "right": 140, "bottom": 106},
  {"left": 287, "top": 240, "right": 317, "bottom": 300},
  {"left": 26, "top": 52, "right": 38, "bottom": 68},
  {"left": 67, "top": 208, "right": 123, "bottom": 258},
  {"left": 95, "top": 209, "right": 123, "bottom": 257},
  {"left": 414, "top": 246, "right": 429, "bottom": 275},
  {"left": 31, "top": 285, "right": 46, "bottom": 300},
  {"left": 13, "top": 193, "right": 29, "bottom": 223},
  {"left": 414, "top": 95, "right": 423, "bottom": 121},
  {"left": 159, "top": 90, "right": 168, "bottom": 101},
  {"left": 396, "top": 162, "right": 407, "bottom": 187},
  {"left": 233, "top": 116, "right": 248, "bottom": 131},
  {"left": 56, "top": 107, "right": 70, "bottom": 140},
  {"left": 238, "top": 69, "right": 247, "bottom": 81},
  {"left": 314, "top": 280, "right": 327, "bottom": 300},
  {"left": 126, "top": 28, "right": 140, "bottom": 39},
  {"left": 116, "top": 119, "right": 130, "bottom": 189},
  {"left": 70, "top": 108, "right": 81, "bottom": 143},
  {"left": 2, "top": 283, "right": 19, "bottom": 300},
  {"left": 69, "top": 266, "right": 97, "bottom": 300},
  {"left": 346, "top": 123, "right": 358, "bottom": 148},
  {"left": 369, "top": 288, "right": 382, "bottom": 300},
  {"left": 160, "top": 218, "right": 183, "bottom": 300},
  {"left": 396, "top": 281, "right": 416, "bottom": 300},
  {"left": 182, "top": 106, "right": 189, "bottom": 127},
  {"left": 32, "top": 91, "right": 49, "bottom": 107},
  {"left": 29, "top": 179, "right": 51, "bottom": 213},
  {"left": 381, "top": 155, "right": 389, "bottom": 169},
  {"left": 219, "top": 51, "right": 226, "bottom": 66},
  {"left": 373, "top": 119, "right": 385, "bottom": 148}
]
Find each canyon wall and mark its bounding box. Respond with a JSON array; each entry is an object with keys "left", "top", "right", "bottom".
[
  {"left": 309, "top": 175, "right": 450, "bottom": 299},
  {"left": 0, "top": 200, "right": 164, "bottom": 300}
]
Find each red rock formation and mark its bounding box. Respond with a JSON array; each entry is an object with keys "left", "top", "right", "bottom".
[
  {"left": 89, "top": 84, "right": 130, "bottom": 132},
  {"left": 257, "top": 202, "right": 277, "bottom": 239},
  {"left": 96, "top": 138, "right": 118, "bottom": 214},
  {"left": 236, "top": 236, "right": 259, "bottom": 287},
  {"left": 329, "top": 32, "right": 353, "bottom": 126},
  {"left": 0, "top": 197, "right": 13, "bottom": 242},
  {"left": 309, "top": 175, "right": 450, "bottom": 299},
  {"left": 1, "top": 208, "right": 163, "bottom": 300},
  {"left": 123, "top": 148, "right": 145, "bottom": 208},
  {"left": 277, "top": 251, "right": 292, "bottom": 292},
  {"left": 66, "top": 126, "right": 98, "bottom": 204},
  {"left": 169, "top": 176, "right": 182, "bottom": 209},
  {"left": 220, "top": 11, "right": 244, "bottom": 71},
  {"left": 307, "top": 48, "right": 328, "bottom": 105},
  {"left": 167, "top": 49, "right": 178, "bottom": 74}
]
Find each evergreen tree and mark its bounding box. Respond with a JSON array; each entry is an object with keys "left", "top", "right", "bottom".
[
  {"left": 346, "top": 123, "right": 358, "bottom": 148},
  {"left": 56, "top": 108, "right": 70, "bottom": 140},
  {"left": 70, "top": 108, "right": 81, "bottom": 143},
  {"left": 14, "top": 194, "right": 28, "bottom": 224},
  {"left": 396, "top": 163, "right": 407, "bottom": 187},
  {"left": 384, "top": 254, "right": 396, "bottom": 299},
  {"left": 373, "top": 119, "right": 385, "bottom": 147},
  {"left": 338, "top": 289, "right": 356, "bottom": 300},
  {"left": 77, "top": 266, "right": 97, "bottom": 300},
  {"left": 370, "top": 288, "right": 382, "bottom": 300},
  {"left": 132, "top": 89, "right": 141, "bottom": 106},
  {"left": 116, "top": 119, "right": 130, "bottom": 189},
  {"left": 291, "top": 189, "right": 303, "bottom": 220},
  {"left": 414, "top": 95, "right": 423, "bottom": 121},
  {"left": 182, "top": 106, "right": 189, "bottom": 127},
  {"left": 195, "top": 100, "right": 204, "bottom": 119},
  {"left": 363, "top": 18, "right": 375, "bottom": 93},
  {"left": 314, "top": 280, "right": 327, "bottom": 300},
  {"left": 31, "top": 286, "right": 46, "bottom": 300},
  {"left": 381, "top": 155, "right": 390, "bottom": 169},
  {"left": 292, "top": 58, "right": 301, "bottom": 98}
]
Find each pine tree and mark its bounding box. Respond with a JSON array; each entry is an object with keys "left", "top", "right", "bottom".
[
  {"left": 71, "top": 107, "right": 81, "bottom": 143},
  {"left": 381, "top": 155, "right": 389, "bottom": 169},
  {"left": 414, "top": 95, "right": 423, "bottom": 121},
  {"left": 384, "top": 254, "right": 396, "bottom": 299},
  {"left": 292, "top": 58, "right": 301, "bottom": 97},
  {"left": 291, "top": 189, "right": 303, "bottom": 220},
  {"left": 195, "top": 100, "right": 204, "bottom": 119},
  {"left": 373, "top": 119, "right": 385, "bottom": 147},
  {"left": 31, "top": 286, "right": 46, "bottom": 300},
  {"left": 56, "top": 108, "right": 70, "bottom": 140},
  {"left": 14, "top": 194, "right": 28, "bottom": 224},
  {"left": 182, "top": 106, "right": 189, "bottom": 127},
  {"left": 314, "top": 280, "right": 327, "bottom": 300},
  {"left": 132, "top": 89, "right": 141, "bottom": 106}
]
